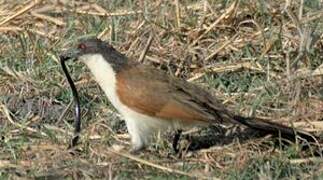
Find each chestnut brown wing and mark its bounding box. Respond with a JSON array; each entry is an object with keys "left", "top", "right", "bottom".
[{"left": 116, "top": 65, "right": 228, "bottom": 124}]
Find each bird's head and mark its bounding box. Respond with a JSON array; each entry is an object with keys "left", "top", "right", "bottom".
[{"left": 60, "top": 38, "right": 127, "bottom": 71}]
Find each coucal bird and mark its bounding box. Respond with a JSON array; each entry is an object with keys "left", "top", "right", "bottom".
[{"left": 62, "top": 38, "right": 317, "bottom": 152}]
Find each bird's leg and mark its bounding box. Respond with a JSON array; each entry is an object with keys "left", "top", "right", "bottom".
[
  {"left": 130, "top": 142, "right": 145, "bottom": 154},
  {"left": 125, "top": 118, "right": 146, "bottom": 154},
  {"left": 172, "top": 129, "right": 182, "bottom": 153}
]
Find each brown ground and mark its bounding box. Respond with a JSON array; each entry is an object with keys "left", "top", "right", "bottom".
[{"left": 0, "top": 0, "right": 323, "bottom": 179}]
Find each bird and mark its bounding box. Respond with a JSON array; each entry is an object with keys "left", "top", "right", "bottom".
[{"left": 61, "top": 37, "right": 317, "bottom": 153}]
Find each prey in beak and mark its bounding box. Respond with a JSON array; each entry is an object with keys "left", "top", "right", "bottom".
[
  {"left": 59, "top": 38, "right": 109, "bottom": 148},
  {"left": 59, "top": 48, "right": 82, "bottom": 148}
]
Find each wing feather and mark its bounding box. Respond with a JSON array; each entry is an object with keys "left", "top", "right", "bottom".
[{"left": 116, "top": 65, "right": 218, "bottom": 123}]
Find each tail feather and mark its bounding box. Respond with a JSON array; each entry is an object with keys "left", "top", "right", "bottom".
[{"left": 232, "top": 115, "right": 318, "bottom": 143}]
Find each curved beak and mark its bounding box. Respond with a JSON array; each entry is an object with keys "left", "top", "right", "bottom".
[{"left": 59, "top": 48, "right": 81, "bottom": 62}]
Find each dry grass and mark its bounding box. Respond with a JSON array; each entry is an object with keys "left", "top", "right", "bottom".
[{"left": 0, "top": 0, "right": 323, "bottom": 179}]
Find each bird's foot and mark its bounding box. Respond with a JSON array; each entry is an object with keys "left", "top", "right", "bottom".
[
  {"left": 129, "top": 143, "right": 145, "bottom": 154},
  {"left": 172, "top": 130, "right": 182, "bottom": 154}
]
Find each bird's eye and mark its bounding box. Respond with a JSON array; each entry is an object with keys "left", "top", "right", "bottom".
[{"left": 78, "top": 43, "right": 86, "bottom": 49}]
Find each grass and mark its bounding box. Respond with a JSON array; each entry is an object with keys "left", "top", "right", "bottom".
[{"left": 0, "top": 0, "right": 323, "bottom": 179}]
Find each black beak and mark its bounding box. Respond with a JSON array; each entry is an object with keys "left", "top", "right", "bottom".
[{"left": 59, "top": 48, "right": 81, "bottom": 62}]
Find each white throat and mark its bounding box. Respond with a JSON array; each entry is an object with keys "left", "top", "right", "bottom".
[{"left": 80, "top": 54, "right": 119, "bottom": 108}]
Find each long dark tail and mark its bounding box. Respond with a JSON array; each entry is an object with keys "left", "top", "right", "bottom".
[{"left": 232, "top": 115, "right": 318, "bottom": 143}]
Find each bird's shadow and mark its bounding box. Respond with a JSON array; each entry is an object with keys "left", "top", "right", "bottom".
[{"left": 182, "top": 125, "right": 268, "bottom": 151}]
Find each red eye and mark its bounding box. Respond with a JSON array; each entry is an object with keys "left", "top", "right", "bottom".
[{"left": 78, "top": 43, "right": 86, "bottom": 49}]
